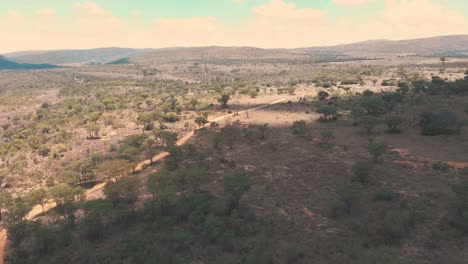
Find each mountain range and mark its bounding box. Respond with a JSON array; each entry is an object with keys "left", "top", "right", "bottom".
[{"left": 2, "top": 35, "right": 467, "bottom": 69}]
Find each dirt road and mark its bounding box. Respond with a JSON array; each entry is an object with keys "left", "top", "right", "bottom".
[
  {"left": 0, "top": 96, "right": 293, "bottom": 263},
  {"left": 0, "top": 230, "right": 5, "bottom": 264}
]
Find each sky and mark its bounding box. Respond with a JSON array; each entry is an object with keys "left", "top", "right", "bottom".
[{"left": 1, "top": 0, "right": 467, "bottom": 53}]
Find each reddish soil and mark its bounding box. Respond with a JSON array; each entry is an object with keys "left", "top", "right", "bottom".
[{"left": 390, "top": 148, "right": 468, "bottom": 170}]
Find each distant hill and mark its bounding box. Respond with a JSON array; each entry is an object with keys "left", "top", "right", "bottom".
[
  {"left": 4, "top": 35, "right": 468, "bottom": 66},
  {"left": 0, "top": 56, "right": 59, "bottom": 70},
  {"left": 106, "top": 58, "right": 130, "bottom": 65},
  {"left": 128, "top": 46, "right": 312, "bottom": 65},
  {"left": 128, "top": 35, "right": 468, "bottom": 65},
  {"left": 4, "top": 48, "right": 153, "bottom": 65},
  {"left": 304, "top": 35, "right": 468, "bottom": 54}
]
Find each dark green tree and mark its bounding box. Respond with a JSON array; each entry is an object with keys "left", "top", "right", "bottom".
[{"left": 223, "top": 172, "right": 252, "bottom": 213}]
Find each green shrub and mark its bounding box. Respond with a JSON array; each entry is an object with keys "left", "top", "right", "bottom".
[
  {"left": 352, "top": 160, "right": 373, "bottom": 185},
  {"left": 329, "top": 200, "right": 348, "bottom": 219},
  {"left": 284, "top": 245, "right": 305, "bottom": 263},
  {"left": 384, "top": 115, "right": 404, "bottom": 133},
  {"left": 362, "top": 89, "right": 374, "bottom": 96},
  {"left": 317, "top": 91, "right": 329, "bottom": 100},
  {"left": 319, "top": 131, "right": 335, "bottom": 148},
  {"left": 378, "top": 209, "right": 414, "bottom": 245},
  {"left": 373, "top": 188, "right": 399, "bottom": 202},
  {"left": 381, "top": 80, "right": 395, "bottom": 86},
  {"left": 432, "top": 162, "right": 450, "bottom": 171},
  {"left": 358, "top": 116, "right": 380, "bottom": 134},
  {"left": 450, "top": 180, "right": 468, "bottom": 234},
  {"left": 426, "top": 231, "right": 443, "bottom": 249},
  {"left": 317, "top": 105, "right": 338, "bottom": 121},
  {"left": 37, "top": 145, "right": 50, "bottom": 157},
  {"left": 368, "top": 140, "right": 388, "bottom": 162},
  {"left": 366, "top": 247, "right": 415, "bottom": 264},
  {"left": 163, "top": 112, "right": 180, "bottom": 123},
  {"left": 335, "top": 183, "right": 363, "bottom": 216},
  {"left": 291, "top": 120, "right": 307, "bottom": 135},
  {"left": 359, "top": 96, "right": 387, "bottom": 116},
  {"left": 419, "top": 111, "right": 460, "bottom": 136}
]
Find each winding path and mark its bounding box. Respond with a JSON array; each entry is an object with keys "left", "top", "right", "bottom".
[{"left": 0, "top": 96, "right": 293, "bottom": 264}]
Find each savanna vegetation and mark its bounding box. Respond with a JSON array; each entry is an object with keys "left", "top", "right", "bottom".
[{"left": 1, "top": 52, "right": 468, "bottom": 264}]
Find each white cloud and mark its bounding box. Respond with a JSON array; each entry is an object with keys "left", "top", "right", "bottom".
[
  {"left": 342, "top": 0, "right": 468, "bottom": 41},
  {"left": 254, "top": 0, "right": 326, "bottom": 19},
  {"left": 332, "top": 0, "right": 377, "bottom": 7},
  {"left": 240, "top": 0, "right": 468, "bottom": 47},
  {"left": 0, "top": 0, "right": 467, "bottom": 53},
  {"left": 37, "top": 8, "right": 56, "bottom": 17},
  {"left": 74, "top": 2, "right": 120, "bottom": 26},
  {"left": 151, "top": 17, "right": 221, "bottom": 47}
]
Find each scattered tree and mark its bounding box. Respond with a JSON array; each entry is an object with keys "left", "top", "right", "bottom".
[
  {"left": 257, "top": 123, "right": 269, "bottom": 140},
  {"left": 352, "top": 160, "right": 373, "bottom": 185},
  {"left": 217, "top": 94, "right": 231, "bottom": 108},
  {"left": 317, "top": 105, "right": 338, "bottom": 121},
  {"left": 368, "top": 140, "right": 388, "bottom": 162},
  {"left": 358, "top": 116, "right": 380, "bottom": 134},
  {"left": 223, "top": 172, "right": 252, "bottom": 214},
  {"left": 384, "top": 115, "right": 404, "bottom": 133},
  {"left": 336, "top": 183, "right": 363, "bottom": 215}
]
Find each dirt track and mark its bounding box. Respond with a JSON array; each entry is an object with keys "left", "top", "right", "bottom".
[{"left": 0, "top": 96, "right": 293, "bottom": 264}]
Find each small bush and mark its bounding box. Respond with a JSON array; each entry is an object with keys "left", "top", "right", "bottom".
[
  {"left": 362, "top": 89, "right": 374, "bottom": 96},
  {"left": 284, "top": 245, "right": 305, "bottom": 263},
  {"left": 384, "top": 115, "right": 404, "bottom": 133},
  {"left": 329, "top": 200, "right": 348, "bottom": 219},
  {"left": 317, "top": 91, "right": 329, "bottom": 100},
  {"left": 377, "top": 209, "right": 415, "bottom": 245},
  {"left": 432, "top": 162, "right": 450, "bottom": 172},
  {"left": 317, "top": 105, "right": 338, "bottom": 121},
  {"left": 373, "top": 188, "right": 399, "bottom": 202},
  {"left": 450, "top": 180, "right": 468, "bottom": 234},
  {"left": 358, "top": 116, "right": 380, "bottom": 134},
  {"left": 335, "top": 183, "right": 363, "bottom": 216},
  {"left": 381, "top": 80, "right": 396, "bottom": 86},
  {"left": 37, "top": 146, "right": 50, "bottom": 157},
  {"left": 319, "top": 131, "right": 335, "bottom": 148},
  {"left": 352, "top": 160, "right": 373, "bottom": 185},
  {"left": 426, "top": 231, "right": 443, "bottom": 249},
  {"left": 368, "top": 140, "right": 388, "bottom": 162},
  {"left": 291, "top": 120, "right": 307, "bottom": 135},
  {"left": 163, "top": 112, "right": 180, "bottom": 123},
  {"left": 366, "top": 247, "right": 415, "bottom": 264},
  {"left": 359, "top": 96, "right": 387, "bottom": 116}
]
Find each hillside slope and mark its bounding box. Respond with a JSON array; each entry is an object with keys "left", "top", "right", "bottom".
[
  {"left": 4, "top": 48, "right": 152, "bottom": 65},
  {"left": 0, "top": 56, "right": 59, "bottom": 70},
  {"left": 304, "top": 35, "right": 468, "bottom": 53}
]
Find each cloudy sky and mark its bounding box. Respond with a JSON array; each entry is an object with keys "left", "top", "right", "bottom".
[{"left": 1, "top": 0, "right": 467, "bottom": 53}]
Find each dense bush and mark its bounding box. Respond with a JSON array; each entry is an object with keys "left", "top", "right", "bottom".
[
  {"left": 419, "top": 112, "right": 460, "bottom": 136},
  {"left": 317, "top": 105, "right": 338, "bottom": 121},
  {"left": 377, "top": 209, "right": 415, "bottom": 245},
  {"left": 317, "top": 91, "right": 329, "bottom": 100},
  {"left": 291, "top": 120, "right": 308, "bottom": 135},
  {"left": 368, "top": 140, "right": 388, "bottom": 162},
  {"left": 450, "top": 180, "right": 468, "bottom": 235},
  {"left": 358, "top": 96, "right": 387, "bottom": 116},
  {"left": 373, "top": 188, "right": 399, "bottom": 202},
  {"left": 352, "top": 160, "right": 373, "bottom": 185},
  {"left": 358, "top": 116, "right": 380, "bottom": 134},
  {"left": 384, "top": 115, "right": 404, "bottom": 133}
]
